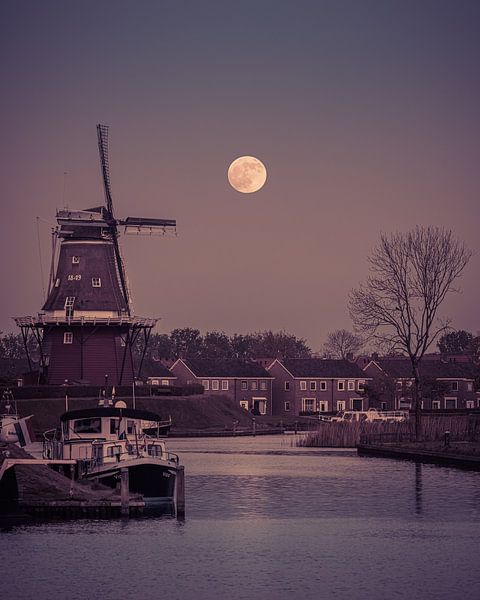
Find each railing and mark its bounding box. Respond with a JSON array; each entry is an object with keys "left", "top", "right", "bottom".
[{"left": 14, "top": 315, "right": 158, "bottom": 327}]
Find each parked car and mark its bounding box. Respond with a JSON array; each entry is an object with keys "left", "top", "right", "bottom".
[{"left": 327, "top": 409, "right": 408, "bottom": 423}]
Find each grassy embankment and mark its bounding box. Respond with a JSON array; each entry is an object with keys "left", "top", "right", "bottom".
[
  {"left": 300, "top": 414, "right": 480, "bottom": 451},
  {"left": 14, "top": 395, "right": 258, "bottom": 434}
]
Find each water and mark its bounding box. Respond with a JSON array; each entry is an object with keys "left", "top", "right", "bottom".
[{"left": 2, "top": 435, "right": 480, "bottom": 600}]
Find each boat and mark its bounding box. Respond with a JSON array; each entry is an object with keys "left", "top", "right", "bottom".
[
  {"left": 43, "top": 402, "right": 181, "bottom": 500},
  {"left": 0, "top": 390, "right": 34, "bottom": 446}
]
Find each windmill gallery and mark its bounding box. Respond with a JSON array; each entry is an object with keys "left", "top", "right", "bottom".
[{"left": 14, "top": 125, "right": 176, "bottom": 387}]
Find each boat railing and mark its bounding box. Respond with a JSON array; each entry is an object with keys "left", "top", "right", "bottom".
[
  {"left": 43, "top": 428, "right": 64, "bottom": 459},
  {"left": 86, "top": 439, "right": 179, "bottom": 472}
]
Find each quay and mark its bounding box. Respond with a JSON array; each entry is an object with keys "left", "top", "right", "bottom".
[
  {"left": 357, "top": 441, "right": 480, "bottom": 470},
  {"left": 0, "top": 444, "right": 148, "bottom": 519}
]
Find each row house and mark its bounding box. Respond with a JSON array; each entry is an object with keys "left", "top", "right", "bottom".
[
  {"left": 146, "top": 363, "right": 177, "bottom": 387},
  {"left": 363, "top": 359, "right": 479, "bottom": 410},
  {"left": 267, "top": 358, "right": 370, "bottom": 416},
  {"left": 170, "top": 358, "right": 273, "bottom": 415}
]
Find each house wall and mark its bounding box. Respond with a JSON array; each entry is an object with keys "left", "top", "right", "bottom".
[
  {"left": 268, "top": 362, "right": 367, "bottom": 416},
  {"left": 170, "top": 361, "right": 273, "bottom": 415}
]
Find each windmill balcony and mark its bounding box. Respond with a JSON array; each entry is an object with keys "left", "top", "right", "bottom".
[{"left": 14, "top": 314, "right": 158, "bottom": 327}]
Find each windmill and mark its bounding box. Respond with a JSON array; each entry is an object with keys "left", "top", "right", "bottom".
[{"left": 15, "top": 124, "right": 176, "bottom": 386}]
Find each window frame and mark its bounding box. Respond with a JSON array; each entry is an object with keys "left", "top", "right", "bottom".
[
  {"left": 221, "top": 380, "right": 229, "bottom": 391},
  {"left": 211, "top": 380, "right": 219, "bottom": 391},
  {"left": 63, "top": 332, "right": 73, "bottom": 344},
  {"left": 300, "top": 380, "right": 307, "bottom": 391},
  {"left": 337, "top": 380, "right": 345, "bottom": 391},
  {"left": 202, "top": 380, "right": 210, "bottom": 391},
  {"left": 92, "top": 277, "right": 102, "bottom": 288}
]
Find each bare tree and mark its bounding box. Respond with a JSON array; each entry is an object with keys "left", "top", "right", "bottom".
[
  {"left": 323, "top": 329, "right": 364, "bottom": 359},
  {"left": 349, "top": 226, "right": 471, "bottom": 438}
]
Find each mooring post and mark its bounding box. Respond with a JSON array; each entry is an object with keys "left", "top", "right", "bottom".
[
  {"left": 174, "top": 466, "right": 185, "bottom": 518},
  {"left": 252, "top": 417, "right": 256, "bottom": 436},
  {"left": 120, "top": 468, "right": 129, "bottom": 517}
]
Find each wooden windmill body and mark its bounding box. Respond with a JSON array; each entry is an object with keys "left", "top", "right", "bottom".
[{"left": 15, "top": 125, "right": 176, "bottom": 386}]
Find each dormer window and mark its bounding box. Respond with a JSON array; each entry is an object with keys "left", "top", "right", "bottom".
[
  {"left": 72, "top": 256, "right": 80, "bottom": 264},
  {"left": 92, "top": 277, "right": 102, "bottom": 288}
]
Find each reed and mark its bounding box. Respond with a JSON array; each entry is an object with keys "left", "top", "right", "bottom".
[{"left": 299, "top": 414, "right": 480, "bottom": 448}]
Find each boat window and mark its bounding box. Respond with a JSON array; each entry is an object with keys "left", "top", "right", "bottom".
[
  {"left": 110, "top": 419, "right": 119, "bottom": 434},
  {"left": 148, "top": 444, "right": 163, "bottom": 457},
  {"left": 73, "top": 418, "right": 102, "bottom": 434},
  {"left": 107, "top": 445, "right": 122, "bottom": 457},
  {"left": 127, "top": 420, "right": 135, "bottom": 435}
]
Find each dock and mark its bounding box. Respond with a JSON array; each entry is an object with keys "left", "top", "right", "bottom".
[{"left": 357, "top": 443, "right": 480, "bottom": 470}]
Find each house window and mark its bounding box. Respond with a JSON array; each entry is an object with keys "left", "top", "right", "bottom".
[
  {"left": 284, "top": 381, "right": 290, "bottom": 391},
  {"left": 240, "top": 401, "right": 249, "bottom": 410},
  {"left": 445, "top": 397, "right": 457, "bottom": 409},
  {"left": 72, "top": 256, "right": 80, "bottom": 264},
  {"left": 63, "top": 332, "right": 73, "bottom": 344},
  {"left": 381, "top": 402, "right": 387, "bottom": 410},
  {"left": 337, "top": 400, "right": 345, "bottom": 411},
  {"left": 320, "top": 381, "right": 327, "bottom": 391},
  {"left": 450, "top": 381, "right": 458, "bottom": 392},
  {"left": 127, "top": 420, "right": 135, "bottom": 434},
  {"left": 358, "top": 380, "right": 365, "bottom": 390},
  {"left": 318, "top": 401, "right": 328, "bottom": 412},
  {"left": 352, "top": 398, "right": 363, "bottom": 411},
  {"left": 302, "top": 398, "right": 315, "bottom": 412},
  {"left": 221, "top": 380, "right": 229, "bottom": 391},
  {"left": 310, "top": 381, "right": 317, "bottom": 391},
  {"left": 92, "top": 277, "right": 102, "bottom": 288},
  {"left": 337, "top": 380, "right": 345, "bottom": 391},
  {"left": 467, "top": 382, "right": 473, "bottom": 392},
  {"left": 260, "top": 381, "right": 267, "bottom": 390},
  {"left": 432, "top": 400, "right": 441, "bottom": 410},
  {"left": 161, "top": 379, "right": 169, "bottom": 386},
  {"left": 466, "top": 400, "right": 475, "bottom": 409},
  {"left": 202, "top": 380, "right": 209, "bottom": 391},
  {"left": 212, "top": 380, "right": 219, "bottom": 391},
  {"left": 348, "top": 380, "right": 355, "bottom": 391},
  {"left": 241, "top": 381, "right": 248, "bottom": 390},
  {"left": 284, "top": 401, "right": 290, "bottom": 411},
  {"left": 251, "top": 381, "right": 258, "bottom": 390},
  {"left": 300, "top": 381, "right": 307, "bottom": 391}
]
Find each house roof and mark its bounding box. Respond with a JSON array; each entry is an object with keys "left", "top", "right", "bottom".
[
  {"left": 143, "top": 362, "right": 176, "bottom": 378},
  {"left": 278, "top": 358, "right": 367, "bottom": 378},
  {"left": 370, "top": 359, "right": 476, "bottom": 380},
  {"left": 179, "top": 358, "right": 271, "bottom": 378}
]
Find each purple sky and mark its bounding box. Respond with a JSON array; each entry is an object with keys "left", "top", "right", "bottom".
[{"left": 1, "top": 0, "right": 479, "bottom": 351}]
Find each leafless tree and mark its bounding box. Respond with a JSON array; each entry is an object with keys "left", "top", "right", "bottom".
[
  {"left": 349, "top": 226, "right": 471, "bottom": 438},
  {"left": 323, "top": 329, "right": 364, "bottom": 359}
]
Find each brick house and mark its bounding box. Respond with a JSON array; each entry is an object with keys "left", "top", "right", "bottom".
[
  {"left": 146, "top": 362, "right": 177, "bottom": 386},
  {"left": 170, "top": 358, "right": 273, "bottom": 415},
  {"left": 267, "top": 358, "right": 370, "bottom": 416},
  {"left": 363, "top": 358, "right": 479, "bottom": 410}
]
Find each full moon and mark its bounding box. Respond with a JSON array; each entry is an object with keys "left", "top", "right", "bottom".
[{"left": 227, "top": 155, "right": 267, "bottom": 193}]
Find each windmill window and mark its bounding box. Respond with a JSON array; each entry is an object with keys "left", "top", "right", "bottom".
[
  {"left": 92, "top": 278, "right": 102, "bottom": 288},
  {"left": 63, "top": 332, "right": 73, "bottom": 344},
  {"left": 64, "top": 297, "right": 75, "bottom": 309},
  {"left": 72, "top": 256, "right": 80, "bottom": 264},
  {"left": 55, "top": 278, "right": 60, "bottom": 287}
]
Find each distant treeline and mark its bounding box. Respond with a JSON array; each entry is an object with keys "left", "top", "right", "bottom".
[
  {"left": 134, "top": 328, "right": 312, "bottom": 361},
  {"left": 0, "top": 328, "right": 312, "bottom": 363}
]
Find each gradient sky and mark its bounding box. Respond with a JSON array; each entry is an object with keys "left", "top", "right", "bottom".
[{"left": 1, "top": 0, "right": 479, "bottom": 351}]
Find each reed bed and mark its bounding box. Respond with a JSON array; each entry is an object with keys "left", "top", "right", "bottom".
[{"left": 299, "top": 414, "right": 480, "bottom": 448}]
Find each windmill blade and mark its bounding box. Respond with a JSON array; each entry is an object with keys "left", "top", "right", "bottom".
[
  {"left": 112, "top": 233, "right": 131, "bottom": 315},
  {"left": 119, "top": 216, "right": 177, "bottom": 235},
  {"left": 97, "top": 124, "right": 114, "bottom": 218}
]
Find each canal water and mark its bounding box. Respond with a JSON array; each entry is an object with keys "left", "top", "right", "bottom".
[{"left": 1, "top": 435, "right": 479, "bottom": 600}]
